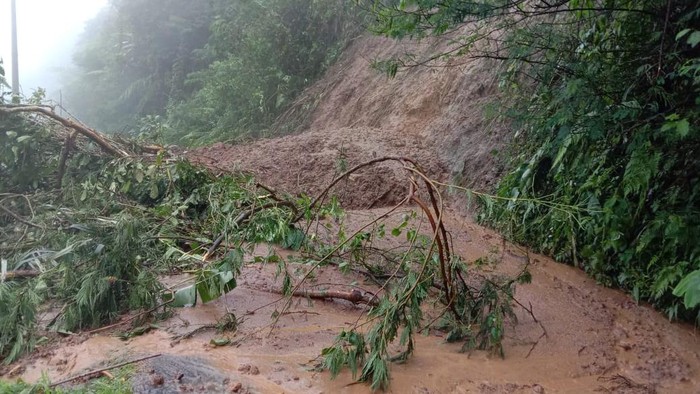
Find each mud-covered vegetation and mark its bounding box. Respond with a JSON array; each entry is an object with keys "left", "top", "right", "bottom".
[
  {"left": 0, "top": 89, "right": 529, "bottom": 390},
  {"left": 366, "top": 0, "right": 700, "bottom": 322},
  {"left": 63, "top": 0, "right": 364, "bottom": 143}
]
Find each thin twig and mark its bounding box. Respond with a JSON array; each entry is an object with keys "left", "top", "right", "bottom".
[
  {"left": 84, "top": 299, "right": 173, "bottom": 335},
  {"left": 49, "top": 353, "right": 161, "bottom": 387},
  {"left": 0, "top": 204, "right": 44, "bottom": 229}
]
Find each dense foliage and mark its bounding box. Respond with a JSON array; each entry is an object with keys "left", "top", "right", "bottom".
[
  {"left": 168, "top": 0, "right": 363, "bottom": 143},
  {"left": 64, "top": 0, "right": 213, "bottom": 132},
  {"left": 0, "top": 109, "right": 296, "bottom": 363},
  {"left": 63, "top": 0, "right": 363, "bottom": 143},
  {"left": 365, "top": 0, "right": 700, "bottom": 320}
]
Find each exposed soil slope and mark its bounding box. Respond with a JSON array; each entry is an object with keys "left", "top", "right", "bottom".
[
  {"left": 300, "top": 35, "right": 509, "bottom": 191},
  {"left": 190, "top": 34, "right": 509, "bottom": 208}
]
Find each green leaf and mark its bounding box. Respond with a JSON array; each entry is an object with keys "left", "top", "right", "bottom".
[
  {"left": 676, "top": 119, "right": 690, "bottom": 138},
  {"left": 196, "top": 269, "right": 237, "bottom": 303},
  {"left": 165, "top": 285, "right": 198, "bottom": 307},
  {"left": 676, "top": 28, "right": 691, "bottom": 40},
  {"left": 149, "top": 183, "right": 159, "bottom": 199},
  {"left": 688, "top": 31, "right": 700, "bottom": 48},
  {"left": 673, "top": 270, "right": 700, "bottom": 309}
]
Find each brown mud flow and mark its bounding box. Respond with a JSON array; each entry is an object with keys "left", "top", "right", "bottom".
[{"left": 11, "top": 208, "right": 700, "bottom": 393}]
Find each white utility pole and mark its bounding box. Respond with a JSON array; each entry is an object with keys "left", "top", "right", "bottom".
[{"left": 11, "top": 0, "right": 20, "bottom": 103}]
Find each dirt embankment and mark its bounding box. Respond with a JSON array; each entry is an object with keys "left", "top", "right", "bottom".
[{"left": 190, "top": 34, "right": 508, "bottom": 209}]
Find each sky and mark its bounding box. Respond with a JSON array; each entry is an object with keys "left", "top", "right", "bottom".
[{"left": 1, "top": 0, "right": 108, "bottom": 96}]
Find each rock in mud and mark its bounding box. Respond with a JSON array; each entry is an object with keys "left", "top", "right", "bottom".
[{"left": 131, "top": 354, "right": 231, "bottom": 393}]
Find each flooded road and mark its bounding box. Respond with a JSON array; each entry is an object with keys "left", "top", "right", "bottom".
[{"left": 14, "top": 209, "right": 700, "bottom": 393}]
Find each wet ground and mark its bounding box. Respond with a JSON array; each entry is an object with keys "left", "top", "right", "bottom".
[{"left": 9, "top": 208, "right": 700, "bottom": 393}]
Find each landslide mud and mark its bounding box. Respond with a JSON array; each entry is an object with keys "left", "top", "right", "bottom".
[{"left": 10, "top": 208, "right": 700, "bottom": 393}]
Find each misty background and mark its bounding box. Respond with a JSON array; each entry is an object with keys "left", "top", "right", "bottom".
[
  {"left": 2, "top": 0, "right": 361, "bottom": 139},
  {"left": 1, "top": 0, "right": 107, "bottom": 97}
]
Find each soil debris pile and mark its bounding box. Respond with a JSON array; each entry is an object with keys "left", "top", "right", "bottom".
[
  {"left": 190, "top": 126, "right": 447, "bottom": 209},
  {"left": 190, "top": 33, "right": 510, "bottom": 205}
]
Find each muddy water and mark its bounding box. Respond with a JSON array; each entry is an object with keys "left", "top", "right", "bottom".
[{"left": 13, "top": 209, "right": 700, "bottom": 393}]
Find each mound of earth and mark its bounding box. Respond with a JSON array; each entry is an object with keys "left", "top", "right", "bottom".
[
  {"left": 189, "top": 126, "right": 447, "bottom": 209},
  {"left": 279, "top": 33, "right": 511, "bottom": 192},
  {"left": 191, "top": 33, "right": 512, "bottom": 207}
]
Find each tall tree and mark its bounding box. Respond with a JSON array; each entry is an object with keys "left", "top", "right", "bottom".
[
  {"left": 166, "top": 0, "right": 362, "bottom": 144},
  {"left": 64, "top": 0, "right": 213, "bottom": 131}
]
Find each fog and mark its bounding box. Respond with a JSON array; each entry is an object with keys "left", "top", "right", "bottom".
[{"left": 1, "top": 0, "right": 107, "bottom": 97}]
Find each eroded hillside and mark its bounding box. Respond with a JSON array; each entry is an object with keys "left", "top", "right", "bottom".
[{"left": 191, "top": 34, "right": 508, "bottom": 207}]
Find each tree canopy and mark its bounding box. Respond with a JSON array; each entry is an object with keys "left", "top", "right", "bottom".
[{"left": 63, "top": 0, "right": 362, "bottom": 143}]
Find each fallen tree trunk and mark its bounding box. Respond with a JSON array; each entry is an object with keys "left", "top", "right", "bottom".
[
  {"left": 1, "top": 105, "right": 129, "bottom": 157},
  {"left": 269, "top": 287, "right": 379, "bottom": 306},
  {"left": 2, "top": 270, "right": 40, "bottom": 280}
]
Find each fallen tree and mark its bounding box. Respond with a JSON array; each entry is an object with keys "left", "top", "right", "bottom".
[{"left": 0, "top": 105, "right": 536, "bottom": 391}]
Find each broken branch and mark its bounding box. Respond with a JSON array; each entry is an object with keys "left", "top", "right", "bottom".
[
  {"left": 49, "top": 353, "right": 161, "bottom": 387},
  {"left": 270, "top": 287, "right": 379, "bottom": 306},
  {"left": 0, "top": 105, "right": 130, "bottom": 157},
  {"left": 1, "top": 270, "right": 41, "bottom": 280},
  {"left": 0, "top": 204, "right": 44, "bottom": 230}
]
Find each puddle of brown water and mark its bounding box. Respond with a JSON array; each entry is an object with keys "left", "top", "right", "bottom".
[{"left": 11, "top": 209, "right": 700, "bottom": 393}]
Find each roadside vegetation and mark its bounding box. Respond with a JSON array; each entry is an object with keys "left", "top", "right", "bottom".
[
  {"left": 0, "top": 367, "right": 133, "bottom": 394},
  {"left": 365, "top": 0, "right": 700, "bottom": 322}
]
